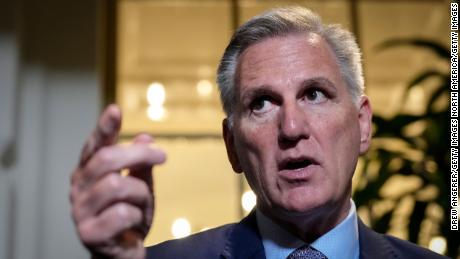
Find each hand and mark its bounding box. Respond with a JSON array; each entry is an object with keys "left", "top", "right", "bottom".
[{"left": 70, "top": 104, "right": 166, "bottom": 259}]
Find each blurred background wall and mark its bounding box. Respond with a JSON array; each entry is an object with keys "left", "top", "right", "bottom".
[
  {"left": 0, "top": 0, "right": 101, "bottom": 258},
  {"left": 0, "top": 0, "right": 454, "bottom": 258}
]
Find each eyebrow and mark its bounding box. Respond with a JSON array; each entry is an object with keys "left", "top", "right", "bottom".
[
  {"left": 300, "top": 77, "right": 337, "bottom": 92},
  {"left": 240, "top": 76, "right": 337, "bottom": 103},
  {"left": 241, "top": 87, "right": 279, "bottom": 104}
]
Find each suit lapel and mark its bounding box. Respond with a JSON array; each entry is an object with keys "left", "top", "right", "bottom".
[
  {"left": 221, "top": 211, "right": 266, "bottom": 259},
  {"left": 358, "top": 218, "right": 396, "bottom": 259}
]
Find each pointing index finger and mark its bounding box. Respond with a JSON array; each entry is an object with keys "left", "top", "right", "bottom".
[
  {"left": 129, "top": 133, "right": 160, "bottom": 191},
  {"left": 80, "top": 104, "right": 122, "bottom": 167}
]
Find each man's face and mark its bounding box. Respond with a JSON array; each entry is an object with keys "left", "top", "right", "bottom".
[{"left": 224, "top": 33, "right": 372, "bottom": 220}]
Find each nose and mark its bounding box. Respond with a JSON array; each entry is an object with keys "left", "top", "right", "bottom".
[{"left": 278, "top": 102, "right": 310, "bottom": 148}]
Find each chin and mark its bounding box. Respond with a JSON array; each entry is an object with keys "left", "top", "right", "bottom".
[{"left": 279, "top": 194, "right": 327, "bottom": 216}]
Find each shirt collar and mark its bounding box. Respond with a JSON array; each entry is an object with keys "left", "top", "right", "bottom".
[{"left": 256, "top": 200, "right": 360, "bottom": 259}]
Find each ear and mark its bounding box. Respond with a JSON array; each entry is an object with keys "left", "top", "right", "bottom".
[
  {"left": 358, "top": 96, "right": 372, "bottom": 155},
  {"left": 223, "top": 118, "right": 243, "bottom": 174}
]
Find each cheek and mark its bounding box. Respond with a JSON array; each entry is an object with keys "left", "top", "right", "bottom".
[
  {"left": 315, "top": 110, "right": 361, "bottom": 175},
  {"left": 234, "top": 122, "right": 279, "bottom": 187},
  {"left": 236, "top": 116, "right": 279, "bottom": 154},
  {"left": 234, "top": 123, "right": 273, "bottom": 171}
]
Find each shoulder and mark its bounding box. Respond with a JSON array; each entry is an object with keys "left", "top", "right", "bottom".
[
  {"left": 145, "top": 223, "right": 235, "bottom": 259},
  {"left": 382, "top": 234, "right": 448, "bottom": 259},
  {"left": 358, "top": 219, "right": 447, "bottom": 259}
]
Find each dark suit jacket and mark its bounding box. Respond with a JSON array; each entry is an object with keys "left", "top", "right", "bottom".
[{"left": 146, "top": 212, "right": 447, "bottom": 259}]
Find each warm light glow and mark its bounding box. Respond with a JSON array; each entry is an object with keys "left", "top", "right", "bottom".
[
  {"left": 121, "top": 169, "right": 129, "bottom": 177},
  {"left": 409, "top": 86, "right": 425, "bottom": 102},
  {"left": 406, "top": 86, "right": 425, "bottom": 113},
  {"left": 171, "top": 218, "right": 191, "bottom": 238},
  {"left": 429, "top": 236, "right": 447, "bottom": 255},
  {"left": 147, "top": 106, "right": 166, "bottom": 121},
  {"left": 241, "top": 190, "right": 257, "bottom": 212},
  {"left": 196, "top": 79, "right": 213, "bottom": 98},
  {"left": 147, "top": 82, "right": 166, "bottom": 105},
  {"left": 200, "top": 227, "right": 210, "bottom": 232},
  {"left": 146, "top": 82, "right": 167, "bottom": 121}
]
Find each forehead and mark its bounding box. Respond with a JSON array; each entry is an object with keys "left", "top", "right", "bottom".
[
  {"left": 240, "top": 32, "right": 330, "bottom": 63},
  {"left": 236, "top": 33, "right": 343, "bottom": 91}
]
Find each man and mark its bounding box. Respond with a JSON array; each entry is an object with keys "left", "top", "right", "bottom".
[{"left": 70, "top": 7, "right": 447, "bottom": 259}]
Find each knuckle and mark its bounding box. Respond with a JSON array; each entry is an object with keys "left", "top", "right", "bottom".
[
  {"left": 138, "top": 181, "right": 149, "bottom": 195},
  {"left": 95, "top": 148, "right": 113, "bottom": 164},
  {"left": 69, "top": 183, "right": 83, "bottom": 201},
  {"left": 105, "top": 173, "right": 122, "bottom": 191},
  {"left": 114, "top": 203, "right": 141, "bottom": 225},
  {"left": 71, "top": 196, "right": 90, "bottom": 222},
  {"left": 115, "top": 203, "right": 131, "bottom": 220},
  {"left": 130, "top": 207, "right": 143, "bottom": 224},
  {"left": 77, "top": 221, "right": 94, "bottom": 243},
  {"left": 71, "top": 168, "right": 86, "bottom": 188}
]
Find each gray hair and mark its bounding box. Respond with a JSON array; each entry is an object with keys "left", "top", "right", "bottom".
[{"left": 216, "top": 6, "right": 364, "bottom": 121}]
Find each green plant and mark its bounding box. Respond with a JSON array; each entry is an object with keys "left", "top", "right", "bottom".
[{"left": 353, "top": 39, "right": 456, "bottom": 257}]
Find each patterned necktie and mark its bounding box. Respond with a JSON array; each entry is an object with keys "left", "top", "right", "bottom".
[{"left": 286, "top": 245, "right": 328, "bottom": 259}]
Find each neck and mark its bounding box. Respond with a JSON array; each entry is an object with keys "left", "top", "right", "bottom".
[{"left": 258, "top": 198, "right": 351, "bottom": 243}]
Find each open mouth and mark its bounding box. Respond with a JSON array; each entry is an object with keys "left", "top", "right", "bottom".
[
  {"left": 278, "top": 157, "right": 318, "bottom": 182},
  {"left": 279, "top": 157, "right": 315, "bottom": 171}
]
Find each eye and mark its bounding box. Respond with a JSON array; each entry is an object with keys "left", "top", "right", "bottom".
[
  {"left": 305, "top": 88, "right": 327, "bottom": 104},
  {"left": 250, "top": 96, "right": 275, "bottom": 114}
]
